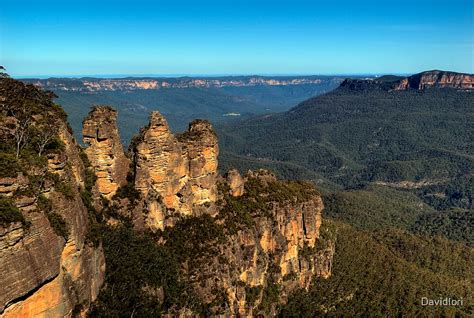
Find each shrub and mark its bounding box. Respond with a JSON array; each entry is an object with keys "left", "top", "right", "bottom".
[
  {"left": 0, "top": 196, "right": 26, "bottom": 226},
  {"left": 37, "top": 194, "right": 53, "bottom": 213},
  {"left": 245, "top": 286, "right": 262, "bottom": 305},
  {"left": 55, "top": 181, "right": 75, "bottom": 200},
  {"left": 0, "top": 153, "right": 22, "bottom": 177},
  {"left": 113, "top": 183, "right": 140, "bottom": 203},
  {"left": 47, "top": 212, "right": 69, "bottom": 240}
]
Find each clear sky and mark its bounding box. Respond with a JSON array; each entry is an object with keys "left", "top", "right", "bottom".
[{"left": 0, "top": 0, "right": 472, "bottom": 77}]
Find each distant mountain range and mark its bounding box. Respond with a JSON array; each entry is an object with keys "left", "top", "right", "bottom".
[
  {"left": 22, "top": 75, "right": 345, "bottom": 92},
  {"left": 218, "top": 70, "right": 473, "bottom": 217},
  {"left": 21, "top": 75, "right": 347, "bottom": 144}
]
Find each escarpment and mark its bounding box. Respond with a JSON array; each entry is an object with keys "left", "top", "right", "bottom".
[
  {"left": 0, "top": 77, "right": 104, "bottom": 317},
  {"left": 77, "top": 106, "right": 333, "bottom": 316},
  {"left": 340, "top": 70, "right": 473, "bottom": 92},
  {"left": 88, "top": 166, "right": 333, "bottom": 317},
  {"left": 1, "top": 76, "right": 333, "bottom": 317},
  {"left": 393, "top": 70, "right": 474, "bottom": 90},
  {"left": 212, "top": 170, "right": 331, "bottom": 316}
]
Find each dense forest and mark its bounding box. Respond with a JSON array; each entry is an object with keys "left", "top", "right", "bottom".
[
  {"left": 213, "top": 80, "right": 474, "bottom": 315},
  {"left": 280, "top": 219, "right": 473, "bottom": 317},
  {"left": 217, "top": 84, "right": 473, "bottom": 242}
]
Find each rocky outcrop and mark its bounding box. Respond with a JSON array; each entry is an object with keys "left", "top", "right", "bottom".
[
  {"left": 181, "top": 119, "right": 219, "bottom": 206},
  {"left": 340, "top": 70, "right": 473, "bottom": 92},
  {"left": 179, "top": 170, "right": 331, "bottom": 316},
  {"left": 83, "top": 106, "right": 129, "bottom": 199},
  {"left": 129, "top": 112, "right": 218, "bottom": 230},
  {"left": 393, "top": 70, "right": 474, "bottom": 90},
  {"left": 1, "top": 75, "right": 333, "bottom": 317},
  {"left": 1, "top": 123, "right": 105, "bottom": 317},
  {"left": 0, "top": 217, "right": 63, "bottom": 314},
  {"left": 0, "top": 77, "right": 105, "bottom": 317},
  {"left": 225, "top": 169, "right": 244, "bottom": 197}
]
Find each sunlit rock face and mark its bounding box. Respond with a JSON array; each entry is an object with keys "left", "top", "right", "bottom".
[
  {"left": 181, "top": 119, "right": 219, "bottom": 206},
  {"left": 178, "top": 170, "right": 332, "bottom": 317},
  {"left": 225, "top": 169, "right": 245, "bottom": 197},
  {"left": 129, "top": 112, "right": 219, "bottom": 230},
  {"left": 82, "top": 106, "right": 130, "bottom": 199},
  {"left": 393, "top": 70, "right": 474, "bottom": 90},
  {"left": 1, "top": 107, "right": 105, "bottom": 317}
]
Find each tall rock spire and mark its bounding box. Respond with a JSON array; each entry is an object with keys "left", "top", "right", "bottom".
[
  {"left": 82, "top": 106, "right": 130, "bottom": 199},
  {"left": 129, "top": 112, "right": 219, "bottom": 230}
]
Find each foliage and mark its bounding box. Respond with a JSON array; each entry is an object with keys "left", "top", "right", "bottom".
[
  {"left": 46, "top": 212, "right": 69, "bottom": 240},
  {"left": 217, "top": 177, "right": 318, "bottom": 234},
  {"left": 113, "top": 182, "right": 140, "bottom": 204},
  {"left": 37, "top": 194, "right": 53, "bottom": 213},
  {"left": 0, "top": 196, "right": 26, "bottom": 226},
  {"left": 0, "top": 153, "right": 22, "bottom": 177},
  {"left": 245, "top": 286, "right": 262, "bottom": 305},
  {"left": 322, "top": 185, "right": 433, "bottom": 231},
  {"left": 410, "top": 208, "right": 473, "bottom": 245},
  {"left": 257, "top": 282, "right": 281, "bottom": 315},
  {"left": 39, "top": 195, "right": 69, "bottom": 241},
  {"left": 89, "top": 216, "right": 226, "bottom": 316},
  {"left": 218, "top": 87, "right": 473, "bottom": 213},
  {"left": 54, "top": 180, "right": 75, "bottom": 200},
  {"left": 79, "top": 149, "right": 103, "bottom": 245}
]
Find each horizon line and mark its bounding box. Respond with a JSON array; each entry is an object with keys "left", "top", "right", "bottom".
[{"left": 14, "top": 72, "right": 413, "bottom": 80}]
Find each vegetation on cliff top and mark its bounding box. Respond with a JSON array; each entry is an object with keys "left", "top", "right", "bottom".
[{"left": 217, "top": 175, "right": 319, "bottom": 234}]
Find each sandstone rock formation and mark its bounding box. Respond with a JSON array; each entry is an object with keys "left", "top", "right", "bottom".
[
  {"left": 129, "top": 112, "right": 218, "bottom": 230},
  {"left": 181, "top": 119, "right": 219, "bottom": 205},
  {"left": 393, "top": 70, "right": 474, "bottom": 90},
  {"left": 181, "top": 170, "right": 331, "bottom": 316},
  {"left": 1, "top": 76, "right": 333, "bottom": 317},
  {"left": 82, "top": 106, "right": 129, "bottom": 199},
  {"left": 0, "top": 78, "right": 105, "bottom": 317},
  {"left": 340, "top": 70, "right": 473, "bottom": 92},
  {"left": 225, "top": 169, "right": 244, "bottom": 197},
  {"left": 78, "top": 105, "right": 332, "bottom": 316}
]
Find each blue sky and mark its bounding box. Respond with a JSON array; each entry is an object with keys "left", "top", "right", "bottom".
[{"left": 0, "top": 0, "right": 472, "bottom": 77}]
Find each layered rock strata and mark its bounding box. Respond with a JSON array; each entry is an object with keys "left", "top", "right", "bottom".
[
  {"left": 393, "top": 70, "right": 474, "bottom": 90},
  {"left": 129, "top": 112, "right": 218, "bottom": 230},
  {"left": 183, "top": 170, "right": 332, "bottom": 316},
  {"left": 0, "top": 77, "right": 105, "bottom": 317},
  {"left": 0, "top": 125, "right": 105, "bottom": 317},
  {"left": 82, "top": 106, "right": 129, "bottom": 199}
]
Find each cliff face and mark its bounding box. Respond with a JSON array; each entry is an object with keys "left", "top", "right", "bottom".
[
  {"left": 393, "top": 70, "right": 474, "bottom": 90},
  {"left": 128, "top": 112, "right": 218, "bottom": 230},
  {"left": 340, "top": 70, "right": 473, "bottom": 92},
  {"left": 25, "top": 76, "right": 336, "bottom": 92},
  {"left": 163, "top": 170, "right": 332, "bottom": 316},
  {"left": 82, "top": 106, "right": 129, "bottom": 200},
  {"left": 0, "top": 78, "right": 104, "bottom": 317},
  {"left": 78, "top": 107, "right": 332, "bottom": 316}
]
